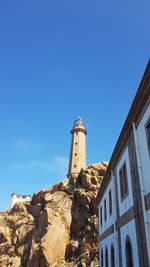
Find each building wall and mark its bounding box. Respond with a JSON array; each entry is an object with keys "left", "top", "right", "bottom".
[
  {"left": 136, "top": 103, "right": 150, "bottom": 195},
  {"left": 99, "top": 178, "right": 115, "bottom": 235},
  {"left": 147, "top": 210, "right": 150, "bottom": 228},
  {"left": 10, "top": 194, "right": 31, "bottom": 208},
  {"left": 116, "top": 147, "right": 134, "bottom": 216},
  {"left": 98, "top": 138, "right": 146, "bottom": 267},
  {"left": 98, "top": 63, "right": 150, "bottom": 267},
  {"left": 100, "top": 232, "right": 119, "bottom": 267},
  {"left": 136, "top": 103, "right": 150, "bottom": 263},
  {"left": 120, "top": 219, "right": 139, "bottom": 267}
]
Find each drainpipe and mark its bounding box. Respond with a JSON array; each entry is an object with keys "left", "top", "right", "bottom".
[
  {"left": 111, "top": 170, "right": 119, "bottom": 267},
  {"left": 133, "top": 122, "right": 150, "bottom": 265}
]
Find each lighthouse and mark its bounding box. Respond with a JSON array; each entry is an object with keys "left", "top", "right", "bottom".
[{"left": 68, "top": 117, "right": 87, "bottom": 178}]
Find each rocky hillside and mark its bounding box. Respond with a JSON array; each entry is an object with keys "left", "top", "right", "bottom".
[{"left": 0, "top": 162, "right": 108, "bottom": 267}]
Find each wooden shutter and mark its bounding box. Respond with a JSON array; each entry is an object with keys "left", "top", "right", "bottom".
[
  {"left": 100, "top": 206, "right": 103, "bottom": 226},
  {"left": 119, "top": 169, "right": 123, "bottom": 198},
  {"left": 109, "top": 190, "right": 112, "bottom": 215},
  {"left": 123, "top": 163, "right": 128, "bottom": 195},
  {"left": 104, "top": 199, "right": 107, "bottom": 221}
]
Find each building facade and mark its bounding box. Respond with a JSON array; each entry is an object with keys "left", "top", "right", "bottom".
[
  {"left": 68, "top": 117, "right": 87, "bottom": 178},
  {"left": 10, "top": 193, "right": 31, "bottom": 208},
  {"left": 97, "top": 60, "right": 150, "bottom": 267}
]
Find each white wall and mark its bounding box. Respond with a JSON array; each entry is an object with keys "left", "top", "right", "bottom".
[
  {"left": 120, "top": 219, "right": 139, "bottom": 267},
  {"left": 116, "top": 147, "right": 134, "bottom": 216},
  {"left": 100, "top": 232, "right": 119, "bottom": 267},
  {"left": 136, "top": 104, "right": 150, "bottom": 195},
  {"left": 99, "top": 177, "right": 115, "bottom": 235},
  {"left": 98, "top": 173, "right": 119, "bottom": 266},
  {"left": 10, "top": 194, "right": 31, "bottom": 208},
  {"left": 145, "top": 208, "right": 150, "bottom": 260}
]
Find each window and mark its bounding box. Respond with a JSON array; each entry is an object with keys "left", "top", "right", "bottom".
[
  {"left": 104, "top": 199, "right": 107, "bottom": 221},
  {"left": 119, "top": 162, "right": 128, "bottom": 200},
  {"left": 100, "top": 206, "right": 103, "bottom": 226},
  {"left": 74, "top": 165, "right": 76, "bottom": 168},
  {"left": 109, "top": 189, "right": 112, "bottom": 215},
  {"left": 105, "top": 247, "right": 108, "bottom": 267},
  {"left": 125, "top": 236, "right": 134, "bottom": 267},
  {"left": 75, "top": 142, "right": 78, "bottom": 145},
  {"left": 75, "top": 153, "right": 77, "bottom": 156},
  {"left": 76, "top": 132, "right": 78, "bottom": 135},
  {"left": 101, "top": 248, "right": 104, "bottom": 267},
  {"left": 146, "top": 119, "right": 150, "bottom": 154},
  {"left": 111, "top": 245, "right": 115, "bottom": 267}
]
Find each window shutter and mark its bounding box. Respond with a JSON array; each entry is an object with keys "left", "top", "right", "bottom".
[
  {"left": 147, "top": 122, "right": 150, "bottom": 136},
  {"left": 119, "top": 169, "right": 123, "bottom": 198},
  {"left": 109, "top": 190, "right": 112, "bottom": 215},
  {"left": 123, "top": 164, "right": 128, "bottom": 195},
  {"left": 146, "top": 122, "right": 150, "bottom": 151},
  {"left": 104, "top": 199, "right": 107, "bottom": 221},
  {"left": 100, "top": 207, "right": 103, "bottom": 226}
]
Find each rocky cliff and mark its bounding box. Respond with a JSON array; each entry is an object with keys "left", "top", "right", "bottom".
[{"left": 0, "top": 161, "right": 108, "bottom": 267}]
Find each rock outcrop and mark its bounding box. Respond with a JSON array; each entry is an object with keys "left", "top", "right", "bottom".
[{"left": 0, "top": 161, "right": 108, "bottom": 267}]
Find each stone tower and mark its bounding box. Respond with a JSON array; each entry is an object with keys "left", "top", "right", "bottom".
[{"left": 68, "top": 117, "right": 87, "bottom": 178}]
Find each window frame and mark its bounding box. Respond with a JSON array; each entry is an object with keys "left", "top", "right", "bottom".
[
  {"left": 101, "top": 248, "right": 104, "bottom": 267},
  {"left": 111, "top": 244, "right": 115, "bottom": 267},
  {"left": 119, "top": 161, "right": 129, "bottom": 201},
  {"left": 104, "top": 199, "right": 107, "bottom": 221},
  {"left": 125, "top": 235, "right": 134, "bottom": 267},
  {"left": 105, "top": 246, "right": 108, "bottom": 267},
  {"left": 100, "top": 206, "right": 103, "bottom": 226},
  {"left": 145, "top": 117, "right": 150, "bottom": 156},
  {"left": 109, "top": 189, "right": 112, "bottom": 216}
]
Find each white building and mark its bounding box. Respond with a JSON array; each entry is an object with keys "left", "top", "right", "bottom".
[
  {"left": 10, "top": 193, "right": 31, "bottom": 208},
  {"left": 97, "top": 60, "right": 150, "bottom": 267}
]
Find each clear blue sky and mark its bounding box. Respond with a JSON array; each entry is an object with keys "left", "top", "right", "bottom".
[{"left": 0, "top": 0, "right": 149, "bottom": 211}]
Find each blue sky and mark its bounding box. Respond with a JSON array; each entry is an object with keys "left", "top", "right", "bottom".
[{"left": 0, "top": 0, "right": 149, "bottom": 211}]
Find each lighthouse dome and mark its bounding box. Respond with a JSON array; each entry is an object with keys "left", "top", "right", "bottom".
[{"left": 74, "top": 116, "right": 84, "bottom": 126}]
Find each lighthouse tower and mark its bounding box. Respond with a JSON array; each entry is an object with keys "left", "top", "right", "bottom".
[{"left": 68, "top": 117, "right": 87, "bottom": 178}]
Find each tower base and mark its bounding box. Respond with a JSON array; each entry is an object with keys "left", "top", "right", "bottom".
[{"left": 67, "top": 172, "right": 79, "bottom": 179}]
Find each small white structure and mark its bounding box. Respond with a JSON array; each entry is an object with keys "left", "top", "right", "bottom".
[
  {"left": 97, "top": 60, "right": 150, "bottom": 267},
  {"left": 10, "top": 193, "right": 31, "bottom": 208}
]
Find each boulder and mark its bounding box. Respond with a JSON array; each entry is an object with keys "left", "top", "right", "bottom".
[{"left": 0, "top": 161, "right": 108, "bottom": 266}]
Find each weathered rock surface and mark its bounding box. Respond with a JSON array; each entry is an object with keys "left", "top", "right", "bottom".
[{"left": 0, "top": 161, "right": 108, "bottom": 267}]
